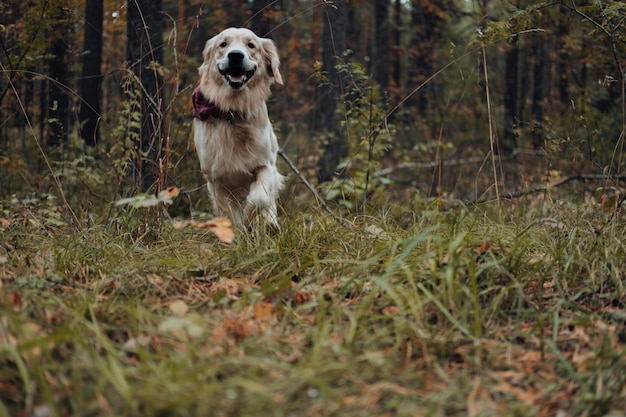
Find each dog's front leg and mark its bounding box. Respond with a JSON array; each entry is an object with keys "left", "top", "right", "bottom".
[
  {"left": 245, "top": 165, "right": 284, "bottom": 227},
  {"left": 206, "top": 179, "right": 247, "bottom": 225}
]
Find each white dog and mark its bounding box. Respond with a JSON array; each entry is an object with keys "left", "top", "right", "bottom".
[{"left": 193, "top": 27, "right": 284, "bottom": 227}]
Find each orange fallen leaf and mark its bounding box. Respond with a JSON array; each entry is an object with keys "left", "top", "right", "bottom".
[
  {"left": 473, "top": 240, "right": 492, "bottom": 254},
  {"left": 172, "top": 217, "right": 235, "bottom": 243},
  {"left": 382, "top": 305, "right": 400, "bottom": 315},
  {"left": 253, "top": 302, "right": 275, "bottom": 322},
  {"left": 158, "top": 186, "right": 180, "bottom": 202},
  {"left": 292, "top": 289, "right": 314, "bottom": 305},
  {"left": 0, "top": 218, "right": 13, "bottom": 228}
]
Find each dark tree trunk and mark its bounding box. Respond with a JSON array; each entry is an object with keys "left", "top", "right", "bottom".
[
  {"left": 503, "top": 39, "right": 519, "bottom": 153},
  {"left": 317, "top": 0, "right": 347, "bottom": 182},
  {"left": 78, "top": 0, "right": 103, "bottom": 147},
  {"left": 47, "top": 5, "right": 72, "bottom": 147},
  {"left": 126, "top": 0, "right": 164, "bottom": 191},
  {"left": 250, "top": 0, "right": 272, "bottom": 37},
  {"left": 373, "top": 0, "right": 390, "bottom": 91},
  {"left": 408, "top": 0, "right": 435, "bottom": 114},
  {"left": 557, "top": 20, "right": 570, "bottom": 105},
  {"left": 531, "top": 40, "right": 544, "bottom": 149},
  {"left": 220, "top": 0, "right": 248, "bottom": 28},
  {"left": 391, "top": 0, "right": 402, "bottom": 105}
]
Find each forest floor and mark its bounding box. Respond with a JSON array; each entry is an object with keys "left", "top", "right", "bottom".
[{"left": 1, "top": 193, "right": 626, "bottom": 417}]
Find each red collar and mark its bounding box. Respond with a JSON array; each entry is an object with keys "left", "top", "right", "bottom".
[{"left": 192, "top": 86, "right": 241, "bottom": 123}]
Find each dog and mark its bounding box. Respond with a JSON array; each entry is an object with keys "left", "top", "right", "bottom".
[{"left": 192, "top": 27, "right": 284, "bottom": 228}]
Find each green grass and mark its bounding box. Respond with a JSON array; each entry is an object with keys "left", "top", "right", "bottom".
[{"left": 1, "top": 196, "right": 626, "bottom": 416}]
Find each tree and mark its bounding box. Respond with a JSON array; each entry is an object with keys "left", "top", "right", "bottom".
[
  {"left": 503, "top": 38, "right": 519, "bottom": 153},
  {"left": 78, "top": 0, "right": 103, "bottom": 147},
  {"left": 373, "top": 0, "right": 390, "bottom": 91},
  {"left": 250, "top": 0, "right": 272, "bottom": 37},
  {"left": 46, "top": 2, "right": 73, "bottom": 147},
  {"left": 126, "top": 0, "right": 164, "bottom": 191},
  {"left": 317, "top": 0, "right": 348, "bottom": 182}
]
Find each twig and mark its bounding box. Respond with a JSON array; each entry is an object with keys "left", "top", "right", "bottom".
[
  {"left": 374, "top": 148, "right": 545, "bottom": 177},
  {"left": 278, "top": 150, "right": 348, "bottom": 226},
  {"left": 465, "top": 173, "right": 626, "bottom": 206}
]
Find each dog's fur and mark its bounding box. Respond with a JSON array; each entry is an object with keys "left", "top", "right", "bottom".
[{"left": 193, "top": 27, "right": 284, "bottom": 227}]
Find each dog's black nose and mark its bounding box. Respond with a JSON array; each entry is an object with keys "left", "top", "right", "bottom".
[{"left": 227, "top": 51, "right": 244, "bottom": 63}]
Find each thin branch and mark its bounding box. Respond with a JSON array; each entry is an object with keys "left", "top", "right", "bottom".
[
  {"left": 278, "top": 150, "right": 348, "bottom": 227},
  {"left": 373, "top": 148, "right": 545, "bottom": 177},
  {"left": 465, "top": 173, "right": 626, "bottom": 206}
]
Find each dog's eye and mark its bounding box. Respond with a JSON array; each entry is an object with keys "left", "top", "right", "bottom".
[
  {"left": 247, "top": 42, "right": 255, "bottom": 49},
  {"left": 219, "top": 41, "right": 227, "bottom": 48}
]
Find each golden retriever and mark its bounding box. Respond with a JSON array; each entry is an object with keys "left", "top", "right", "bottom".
[{"left": 192, "top": 27, "right": 284, "bottom": 227}]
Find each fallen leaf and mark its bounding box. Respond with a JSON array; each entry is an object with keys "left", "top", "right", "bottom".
[
  {"left": 172, "top": 217, "right": 235, "bottom": 243},
  {"left": 253, "top": 302, "right": 275, "bottom": 322},
  {"left": 158, "top": 186, "right": 180, "bottom": 204},
  {"left": 169, "top": 300, "right": 189, "bottom": 317},
  {"left": 473, "top": 240, "right": 492, "bottom": 254},
  {"left": 116, "top": 186, "right": 180, "bottom": 208},
  {"left": 115, "top": 194, "right": 160, "bottom": 208},
  {"left": 172, "top": 221, "right": 187, "bottom": 230},
  {"left": 198, "top": 217, "right": 235, "bottom": 243},
  {"left": 10, "top": 292, "right": 22, "bottom": 311},
  {"left": 382, "top": 305, "right": 400, "bottom": 315},
  {"left": 158, "top": 315, "right": 205, "bottom": 339},
  {"left": 0, "top": 218, "right": 13, "bottom": 228},
  {"left": 293, "top": 289, "right": 314, "bottom": 305}
]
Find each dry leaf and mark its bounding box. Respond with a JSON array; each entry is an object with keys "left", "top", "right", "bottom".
[
  {"left": 253, "top": 302, "right": 275, "bottom": 322},
  {"left": 473, "top": 240, "right": 492, "bottom": 254},
  {"left": 382, "top": 305, "right": 400, "bottom": 315},
  {"left": 172, "top": 217, "right": 235, "bottom": 243},
  {"left": 293, "top": 289, "right": 314, "bottom": 305},
  {"left": 169, "top": 300, "right": 189, "bottom": 317},
  {"left": 158, "top": 186, "right": 180, "bottom": 203},
  {"left": 199, "top": 217, "right": 235, "bottom": 243}
]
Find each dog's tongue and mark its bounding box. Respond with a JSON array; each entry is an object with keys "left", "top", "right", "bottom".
[{"left": 228, "top": 74, "right": 246, "bottom": 83}]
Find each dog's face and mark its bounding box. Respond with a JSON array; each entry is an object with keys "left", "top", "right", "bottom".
[{"left": 201, "top": 27, "right": 283, "bottom": 91}]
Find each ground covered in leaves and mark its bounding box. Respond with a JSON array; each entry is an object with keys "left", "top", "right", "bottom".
[{"left": 1, "top": 195, "right": 626, "bottom": 416}]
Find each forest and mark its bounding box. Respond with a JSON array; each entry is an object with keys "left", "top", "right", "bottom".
[
  {"left": 1, "top": 0, "right": 624, "bottom": 206},
  {"left": 1, "top": 0, "right": 626, "bottom": 416}
]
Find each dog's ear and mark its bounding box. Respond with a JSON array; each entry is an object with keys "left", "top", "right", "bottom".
[
  {"left": 198, "top": 37, "right": 216, "bottom": 74},
  {"left": 262, "top": 38, "right": 283, "bottom": 86}
]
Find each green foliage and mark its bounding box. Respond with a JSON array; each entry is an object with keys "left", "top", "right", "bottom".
[
  {"left": 319, "top": 57, "right": 394, "bottom": 212},
  {"left": 475, "top": 3, "right": 548, "bottom": 45},
  {"left": 111, "top": 73, "right": 142, "bottom": 186}
]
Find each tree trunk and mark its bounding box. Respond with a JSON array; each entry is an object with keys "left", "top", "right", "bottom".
[
  {"left": 126, "top": 0, "right": 164, "bottom": 191},
  {"left": 250, "top": 0, "right": 271, "bottom": 37},
  {"left": 373, "top": 0, "right": 390, "bottom": 91},
  {"left": 78, "top": 0, "right": 103, "bottom": 147},
  {"left": 46, "top": 4, "right": 72, "bottom": 147},
  {"left": 503, "top": 39, "right": 519, "bottom": 153},
  {"left": 409, "top": 0, "right": 434, "bottom": 114},
  {"left": 391, "top": 0, "right": 403, "bottom": 105},
  {"left": 317, "top": 0, "right": 347, "bottom": 182},
  {"left": 531, "top": 39, "right": 544, "bottom": 149}
]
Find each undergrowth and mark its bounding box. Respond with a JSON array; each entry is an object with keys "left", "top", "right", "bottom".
[{"left": 1, "top": 194, "right": 626, "bottom": 417}]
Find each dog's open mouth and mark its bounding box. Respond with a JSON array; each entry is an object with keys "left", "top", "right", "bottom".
[{"left": 220, "top": 68, "right": 255, "bottom": 90}]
